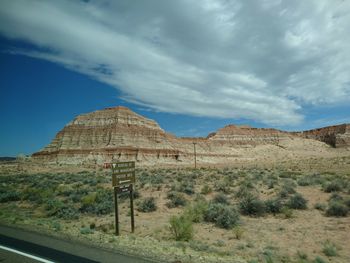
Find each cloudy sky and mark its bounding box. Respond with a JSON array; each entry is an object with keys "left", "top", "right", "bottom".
[{"left": 1, "top": 0, "right": 350, "bottom": 155}]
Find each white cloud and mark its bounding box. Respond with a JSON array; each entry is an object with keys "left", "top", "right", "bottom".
[{"left": 0, "top": 0, "right": 349, "bottom": 126}]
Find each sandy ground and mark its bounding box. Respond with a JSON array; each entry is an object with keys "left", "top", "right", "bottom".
[{"left": 1, "top": 149, "right": 350, "bottom": 262}]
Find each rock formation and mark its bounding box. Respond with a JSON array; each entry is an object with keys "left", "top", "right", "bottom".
[
  {"left": 32, "top": 106, "right": 349, "bottom": 165},
  {"left": 207, "top": 125, "right": 290, "bottom": 145},
  {"left": 295, "top": 124, "right": 350, "bottom": 148},
  {"left": 33, "top": 106, "right": 179, "bottom": 164}
]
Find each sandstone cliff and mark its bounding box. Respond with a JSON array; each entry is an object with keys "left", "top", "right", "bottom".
[
  {"left": 33, "top": 106, "right": 180, "bottom": 164},
  {"left": 32, "top": 106, "right": 348, "bottom": 165},
  {"left": 208, "top": 125, "right": 291, "bottom": 145},
  {"left": 295, "top": 124, "right": 350, "bottom": 148}
]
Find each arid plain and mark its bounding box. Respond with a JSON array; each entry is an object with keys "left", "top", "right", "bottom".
[{"left": 1, "top": 106, "right": 350, "bottom": 263}]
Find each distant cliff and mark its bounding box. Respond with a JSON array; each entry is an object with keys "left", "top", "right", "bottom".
[
  {"left": 32, "top": 106, "right": 348, "bottom": 165},
  {"left": 294, "top": 124, "right": 350, "bottom": 148}
]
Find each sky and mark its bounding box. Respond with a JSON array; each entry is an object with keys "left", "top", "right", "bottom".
[{"left": 1, "top": 0, "right": 350, "bottom": 156}]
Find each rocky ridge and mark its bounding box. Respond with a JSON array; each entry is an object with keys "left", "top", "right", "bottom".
[
  {"left": 295, "top": 124, "right": 350, "bottom": 148},
  {"left": 208, "top": 124, "right": 290, "bottom": 145},
  {"left": 32, "top": 106, "right": 349, "bottom": 165}
]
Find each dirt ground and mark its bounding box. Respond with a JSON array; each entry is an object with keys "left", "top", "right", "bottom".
[{"left": 1, "top": 153, "right": 350, "bottom": 263}]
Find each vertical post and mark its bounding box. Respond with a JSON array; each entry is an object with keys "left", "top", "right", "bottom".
[
  {"left": 130, "top": 184, "right": 135, "bottom": 233},
  {"left": 114, "top": 187, "right": 119, "bottom": 236},
  {"left": 193, "top": 142, "right": 197, "bottom": 169}
]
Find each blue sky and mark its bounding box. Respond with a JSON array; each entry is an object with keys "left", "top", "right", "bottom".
[
  {"left": 0, "top": 36, "right": 258, "bottom": 156},
  {"left": 1, "top": 0, "right": 350, "bottom": 156}
]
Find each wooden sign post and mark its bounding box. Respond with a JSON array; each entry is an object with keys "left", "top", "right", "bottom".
[{"left": 110, "top": 161, "right": 136, "bottom": 236}]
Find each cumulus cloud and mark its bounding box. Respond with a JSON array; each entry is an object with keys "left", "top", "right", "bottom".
[{"left": 0, "top": 0, "right": 349, "bottom": 125}]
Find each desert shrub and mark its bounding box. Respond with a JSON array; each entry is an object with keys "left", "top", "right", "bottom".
[
  {"left": 344, "top": 198, "right": 350, "bottom": 208},
  {"left": 133, "top": 190, "right": 141, "bottom": 199},
  {"left": 27, "top": 174, "right": 60, "bottom": 190},
  {"left": 22, "top": 187, "right": 53, "bottom": 204},
  {"left": 313, "top": 256, "right": 327, "bottom": 263},
  {"left": 326, "top": 201, "right": 348, "bottom": 217},
  {"left": 232, "top": 226, "right": 244, "bottom": 240},
  {"left": 188, "top": 240, "right": 210, "bottom": 252},
  {"left": 183, "top": 201, "right": 208, "bottom": 223},
  {"left": 213, "top": 193, "right": 229, "bottom": 205},
  {"left": 314, "top": 203, "right": 327, "bottom": 211},
  {"left": 286, "top": 179, "right": 297, "bottom": 187},
  {"left": 56, "top": 184, "right": 75, "bottom": 196},
  {"left": 45, "top": 199, "right": 79, "bottom": 219},
  {"left": 265, "top": 198, "right": 283, "bottom": 215},
  {"left": 287, "top": 193, "right": 307, "bottom": 210},
  {"left": 235, "top": 184, "right": 257, "bottom": 200},
  {"left": 215, "top": 206, "right": 240, "bottom": 229},
  {"left": 297, "top": 173, "right": 325, "bottom": 187},
  {"left": 297, "top": 177, "right": 312, "bottom": 186},
  {"left": 169, "top": 215, "right": 193, "bottom": 241},
  {"left": 266, "top": 179, "right": 278, "bottom": 189},
  {"left": 323, "top": 181, "right": 342, "bottom": 193},
  {"left": 70, "top": 188, "right": 89, "bottom": 203},
  {"left": 297, "top": 251, "right": 308, "bottom": 260},
  {"left": 263, "top": 250, "right": 275, "bottom": 263},
  {"left": 166, "top": 191, "right": 187, "bottom": 208},
  {"left": 94, "top": 190, "right": 113, "bottom": 215},
  {"left": 137, "top": 197, "right": 157, "bottom": 212},
  {"left": 277, "top": 190, "right": 289, "bottom": 199},
  {"left": 80, "top": 190, "right": 113, "bottom": 215},
  {"left": 240, "top": 179, "right": 255, "bottom": 188},
  {"left": 83, "top": 177, "right": 98, "bottom": 186},
  {"left": 310, "top": 173, "right": 326, "bottom": 184},
  {"left": 200, "top": 185, "right": 212, "bottom": 195},
  {"left": 278, "top": 182, "right": 296, "bottom": 198},
  {"left": 278, "top": 170, "right": 297, "bottom": 179},
  {"left": 0, "top": 188, "right": 21, "bottom": 203},
  {"left": 80, "top": 227, "right": 94, "bottom": 235},
  {"left": 322, "top": 241, "right": 338, "bottom": 257},
  {"left": 347, "top": 185, "right": 350, "bottom": 194},
  {"left": 139, "top": 173, "right": 164, "bottom": 186},
  {"left": 193, "top": 193, "right": 206, "bottom": 202},
  {"left": 239, "top": 194, "right": 266, "bottom": 217},
  {"left": 56, "top": 206, "right": 79, "bottom": 220},
  {"left": 214, "top": 239, "right": 225, "bottom": 247},
  {"left": 119, "top": 190, "right": 140, "bottom": 200},
  {"left": 45, "top": 199, "right": 64, "bottom": 213},
  {"left": 251, "top": 169, "right": 264, "bottom": 180},
  {"left": 169, "top": 183, "right": 178, "bottom": 191},
  {"left": 204, "top": 203, "right": 225, "bottom": 222},
  {"left": 204, "top": 203, "right": 240, "bottom": 229},
  {"left": 214, "top": 181, "right": 231, "bottom": 194},
  {"left": 81, "top": 192, "right": 97, "bottom": 206},
  {"left": 52, "top": 221, "right": 61, "bottom": 231},
  {"left": 89, "top": 222, "right": 96, "bottom": 229},
  {"left": 179, "top": 182, "right": 195, "bottom": 195},
  {"left": 328, "top": 193, "right": 343, "bottom": 202},
  {"left": 281, "top": 207, "right": 293, "bottom": 218}
]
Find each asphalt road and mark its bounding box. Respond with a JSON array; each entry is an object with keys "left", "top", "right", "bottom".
[
  {"left": 0, "top": 225, "right": 156, "bottom": 263},
  {"left": 0, "top": 248, "right": 40, "bottom": 263}
]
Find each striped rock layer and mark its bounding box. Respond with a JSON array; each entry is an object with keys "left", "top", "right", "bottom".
[{"left": 32, "top": 106, "right": 349, "bottom": 165}]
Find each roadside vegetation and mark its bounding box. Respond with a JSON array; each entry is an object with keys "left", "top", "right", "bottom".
[{"left": 1, "top": 163, "right": 350, "bottom": 262}]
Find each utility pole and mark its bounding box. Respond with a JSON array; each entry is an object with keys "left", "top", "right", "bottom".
[{"left": 193, "top": 142, "right": 197, "bottom": 169}]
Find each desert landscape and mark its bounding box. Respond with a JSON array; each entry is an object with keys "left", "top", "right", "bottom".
[
  {"left": 1, "top": 106, "right": 350, "bottom": 263},
  {"left": 31, "top": 106, "right": 350, "bottom": 165},
  {"left": 2, "top": 1, "right": 350, "bottom": 262}
]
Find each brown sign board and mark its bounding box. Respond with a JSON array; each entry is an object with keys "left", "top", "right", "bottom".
[
  {"left": 112, "top": 161, "right": 135, "bottom": 170},
  {"left": 116, "top": 184, "right": 132, "bottom": 194},
  {"left": 111, "top": 161, "right": 135, "bottom": 187},
  {"left": 112, "top": 173, "right": 135, "bottom": 186},
  {"left": 110, "top": 162, "right": 136, "bottom": 236}
]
